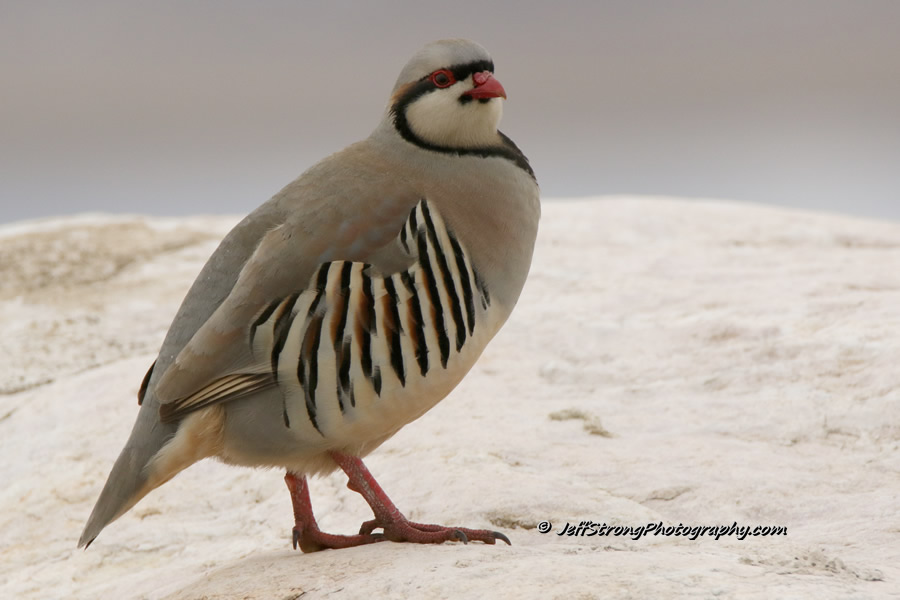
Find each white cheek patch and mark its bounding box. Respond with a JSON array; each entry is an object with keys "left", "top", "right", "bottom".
[{"left": 405, "top": 83, "right": 504, "bottom": 148}]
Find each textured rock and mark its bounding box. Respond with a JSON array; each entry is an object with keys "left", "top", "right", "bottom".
[{"left": 1, "top": 198, "right": 898, "bottom": 599}]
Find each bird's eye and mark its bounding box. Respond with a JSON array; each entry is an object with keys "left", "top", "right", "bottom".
[{"left": 430, "top": 69, "right": 455, "bottom": 88}]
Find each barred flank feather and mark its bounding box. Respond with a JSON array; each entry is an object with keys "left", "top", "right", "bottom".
[{"left": 158, "top": 200, "right": 491, "bottom": 433}]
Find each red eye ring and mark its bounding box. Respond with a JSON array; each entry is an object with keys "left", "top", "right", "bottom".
[{"left": 430, "top": 69, "right": 455, "bottom": 88}]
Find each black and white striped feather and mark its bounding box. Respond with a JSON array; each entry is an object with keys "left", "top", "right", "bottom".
[{"left": 158, "top": 199, "right": 491, "bottom": 428}]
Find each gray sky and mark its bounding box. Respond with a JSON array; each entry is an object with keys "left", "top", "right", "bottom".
[{"left": 2, "top": 0, "right": 899, "bottom": 224}]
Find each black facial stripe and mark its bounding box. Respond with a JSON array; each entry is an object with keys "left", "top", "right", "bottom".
[
  {"left": 413, "top": 60, "right": 494, "bottom": 92},
  {"left": 390, "top": 59, "right": 536, "bottom": 180},
  {"left": 442, "top": 59, "right": 494, "bottom": 84}
]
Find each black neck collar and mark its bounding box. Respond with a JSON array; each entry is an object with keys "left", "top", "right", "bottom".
[{"left": 389, "top": 65, "right": 536, "bottom": 181}]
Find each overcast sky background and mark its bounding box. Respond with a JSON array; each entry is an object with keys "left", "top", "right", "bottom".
[{"left": 2, "top": 1, "right": 899, "bottom": 225}]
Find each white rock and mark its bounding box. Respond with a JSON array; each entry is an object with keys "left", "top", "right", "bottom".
[{"left": 1, "top": 197, "right": 897, "bottom": 599}]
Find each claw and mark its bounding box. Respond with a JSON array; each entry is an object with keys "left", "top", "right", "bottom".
[
  {"left": 359, "top": 518, "right": 380, "bottom": 535},
  {"left": 317, "top": 455, "right": 514, "bottom": 550},
  {"left": 292, "top": 528, "right": 301, "bottom": 550}
]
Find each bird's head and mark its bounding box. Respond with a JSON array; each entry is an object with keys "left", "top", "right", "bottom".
[{"left": 388, "top": 39, "right": 506, "bottom": 151}]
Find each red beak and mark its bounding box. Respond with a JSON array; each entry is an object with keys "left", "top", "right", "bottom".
[{"left": 464, "top": 71, "right": 507, "bottom": 100}]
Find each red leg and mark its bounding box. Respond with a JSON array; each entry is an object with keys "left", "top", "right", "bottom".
[
  {"left": 284, "top": 472, "right": 379, "bottom": 552},
  {"left": 330, "top": 451, "right": 511, "bottom": 546}
]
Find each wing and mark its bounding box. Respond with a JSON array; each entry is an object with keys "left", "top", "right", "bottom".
[
  {"left": 154, "top": 208, "right": 419, "bottom": 422},
  {"left": 152, "top": 142, "right": 427, "bottom": 421},
  {"left": 155, "top": 198, "right": 492, "bottom": 426}
]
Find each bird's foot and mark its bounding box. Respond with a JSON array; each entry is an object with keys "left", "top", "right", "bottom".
[
  {"left": 286, "top": 471, "right": 382, "bottom": 553},
  {"left": 358, "top": 517, "right": 510, "bottom": 545},
  {"left": 285, "top": 455, "right": 512, "bottom": 552},
  {"left": 291, "top": 521, "right": 380, "bottom": 553},
  {"left": 331, "top": 451, "right": 511, "bottom": 547}
]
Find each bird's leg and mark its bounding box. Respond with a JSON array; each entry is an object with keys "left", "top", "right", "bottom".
[
  {"left": 284, "top": 472, "right": 380, "bottom": 552},
  {"left": 329, "top": 451, "right": 511, "bottom": 546}
]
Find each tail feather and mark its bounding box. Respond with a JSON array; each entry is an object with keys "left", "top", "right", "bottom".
[
  {"left": 79, "top": 200, "right": 286, "bottom": 547},
  {"left": 79, "top": 400, "right": 177, "bottom": 548}
]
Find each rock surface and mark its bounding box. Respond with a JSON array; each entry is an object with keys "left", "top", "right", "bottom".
[{"left": 1, "top": 198, "right": 898, "bottom": 599}]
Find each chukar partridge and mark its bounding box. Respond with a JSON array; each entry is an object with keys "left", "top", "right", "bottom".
[{"left": 80, "top": 38, "right": 539, "bottom": 551}]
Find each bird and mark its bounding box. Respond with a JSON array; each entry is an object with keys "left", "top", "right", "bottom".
[{"left": 79, "top": 38, "right": 540, "bottom": 552}]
